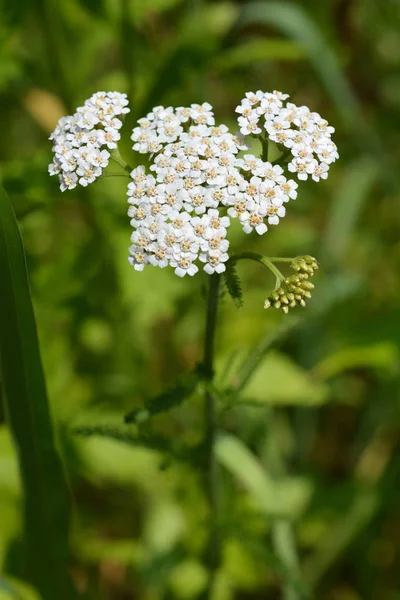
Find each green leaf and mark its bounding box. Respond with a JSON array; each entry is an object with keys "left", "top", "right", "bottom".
[
  {"left": 216, "top": 433, "right": 312, "bottom": 518},
  {"left": 73, "top": 424, "right": 199, "bottom": 464},
  {"left": 312, "top": 342, "right": 399, "bottom": 381},
  {"left": 125, "top": 370, "right": 200, "bottom": 423},
  {"left": 322, "top": 157, "right": 379, "bottom": 266},
  {"left": 0, "top": 576, "right": 41, "bottom": 600},
  {"left": 223, "top": 261, "right": 244, "bottom": 308},
  {"left": 214, "top": 38, "right": 305, "bottom": 71},
  {"left": 237, "top": 350, "right": 328, "bottom": 406},
  {"left": 0, "top": 185, "right": 77, "bottom": 600},
  {"left": 239, "top": 2, "right": 363, "bottom": 128}
]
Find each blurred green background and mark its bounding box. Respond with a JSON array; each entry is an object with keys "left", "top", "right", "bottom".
[{"left": 1, "top": 0, "right": 400, "bottom": 598}]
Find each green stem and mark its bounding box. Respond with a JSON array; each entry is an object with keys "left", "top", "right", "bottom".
[
  {"left": 261, "top": 136, "right": 269, "bottom": 162},
  {"left": 102, "top": 172, "right": 131, "bottom": 178},
  {"left": 271, "top": 148, "right": 292, "bottom": 166},
  {"left": 110, "top": 153, "right": 131, "bottom": 172},
  {"left": 229, "top": 252, "right": 286, "bottom": 291},
  {"left": 272, "top": 521, "right": 302, "bottom": 600},
  {"left": 202, "top": 273, "right": 222, "bottom": 599},
  {"left": 261, "top": 257, "right": 285, "bottom": 287},
  {"left": 267, "top": 257, "right": 295, "bottom": 263},
  {"left": 267, "top": 410, "right": 303, "bottom": 600}
]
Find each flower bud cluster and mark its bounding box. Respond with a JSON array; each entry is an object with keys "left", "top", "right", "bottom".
[
  {"left": 264, "top": 256, "right": 319, "bottom": 313},
  {"left": 48, "top": 91, "right": 130, "bottom": 191},
  {"left": 236, "top": 90, "right": 338, "bottom": 182}
]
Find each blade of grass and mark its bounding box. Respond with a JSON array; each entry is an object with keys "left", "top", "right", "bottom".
[{"left": 0, "top": 184, "right": 78, "bottom": 599}]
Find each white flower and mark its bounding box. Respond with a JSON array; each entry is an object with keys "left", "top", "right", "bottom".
[
  {"left": 48, "top": 162, "right": 61, "bottom": 176},
  {"left": 127, "top": 94, "right": 338, "bottom": 278},
  {"left": 190, "top": 103, "right": 215, "bottom": 126},
  {"left": 128, "top": 248, "right": 148, "bottom": 271},
  {"left": 240, "top": 206, "right": 268, "bottom": 235},
  {"left": 103, "top": 128, "right": 120, "bottom": 149},
  {"left": 49, "top": 90, "right": 130, "bottom": 191},
  {"left": 200, "top": 249, "right": 229, "bottom": 274},
  {"left": 265, "top": 203, "right": 286, "bottom": 225},
  {"left": 235, "top": 90, "right": 338, "bottom": 185},
  {"left": 170, "top": 255, "right": 199, "bottom": 277},
  {"left": 242, "top": 90, "right": 264, "bottom": 106},
  {"left": 90, "top": 149, "right": 110, "bottom": 168},
  {"left": 77, "top": 164, "right": 102, "bottom": 186},
  {"left": 288, "top": 157, "right": 317, "bottom": 181},
  {"left": 237, "top": 116, "right": 262, "bottom": 136},
  {"left": 279, "top": 178, "right": 298, "bottom": 201},
  {"left": 236, "top": 154, "right": 262, "bottom": 172},
  {"left": 60, "top": 171, "right": 78, "bottom": 191},
  {"left": 311, "top": 162, "right": 329, "bottom": 182}
]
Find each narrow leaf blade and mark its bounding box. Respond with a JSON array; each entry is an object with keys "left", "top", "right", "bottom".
[{"left": 0, "top": 185, "right": 77, "bottom": 599}]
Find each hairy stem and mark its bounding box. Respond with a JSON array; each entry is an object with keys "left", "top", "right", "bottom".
[{"left": 202, "top": 273, "right": 222, "bottom": 598}]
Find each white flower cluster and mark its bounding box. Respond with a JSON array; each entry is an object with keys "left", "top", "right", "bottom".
[
  {"left": 131, "top": 103, "right": 215, "bottom": 154},
  {"left": 47, "top": 90, "right": 338, "bottom": 279},
  {"left": 48, "top": 91, "right": 130, "bottom": 191},
  {"left": 236, "top": 90, "right": 339, "bottom": 182},
  {"left": 128, "top": 104, "right": 300, "bottom": 276}
]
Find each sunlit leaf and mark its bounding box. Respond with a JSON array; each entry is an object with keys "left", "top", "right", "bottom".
[
  {"left": 216, "top": 433, "right": 312, "bottom": 518},
  {"left": 312, "top": 342, "right": 399, "bottom": 381},
  {"left": 0, "top": 575, "right": 41, "bottom": 600},
  {"left": 238, "top": 350, "right": 328, "bottom": 406}
]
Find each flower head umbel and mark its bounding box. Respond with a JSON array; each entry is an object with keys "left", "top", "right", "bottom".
[
  {"left": 48, "top": 90, "right": 338, "bottom": 309},
  {"left": 235, "top": 90, "right": 338, "bottom": 181},
  {"left": 48, "top": 91, "right": 130, "bottom": 191}
]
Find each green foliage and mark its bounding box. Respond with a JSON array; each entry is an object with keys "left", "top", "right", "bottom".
[
  {"left": 216, "top": 433, "right": 312, "bottom": 519},
  {"left": 125, "top": 369, "right": 201, "bottom": 423},
  {"left": 223, "top": 261, "right": 244, "bottom": 308},
  {"left": 0, "top": 186, "right": 76, "bottom": 599},
  {"left": 1, "top": 0, "right": 400, "bottom": 598},
  {"left": 73, "top": 424, "right": 200, "bottom": 464},
  {"left": 224, "top": 350, "right": 328, "bottom": 406},
  {"left": 0, "top": 576, "right": 41, "bottom": 600}
]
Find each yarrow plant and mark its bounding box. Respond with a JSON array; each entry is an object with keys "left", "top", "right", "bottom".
[
  {"left": 49, "top": 89, "right": 339, "bottom": 599},
  {"left": 49, "top": 88, "right": 338, "bottom": 313}
]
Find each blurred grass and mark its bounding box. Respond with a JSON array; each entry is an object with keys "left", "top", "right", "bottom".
[{"left": 1, "top": 0, "right": 400, "bottom": 599}]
